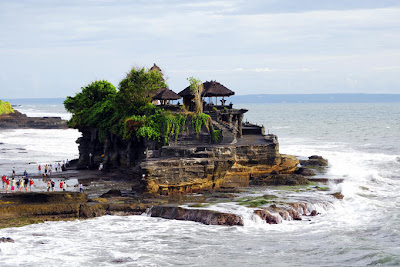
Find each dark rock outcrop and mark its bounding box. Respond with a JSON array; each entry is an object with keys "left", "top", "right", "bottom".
[
  {"left": 100, "top": 189, "right": 122, "bottom": 198},
  {"left": 0, "top": 237, "right": 14, "bottom": 243},
  {"left": 148, "top": 205, "right": 244, "bottom": 226},
  {"left": 0, "top": 110, "right": 67, "bottom": 129},
  {"left": 300, "top": 155, "right": 328, "bottom": 167},
  {"left": 250, "top": 173, "right": 308, "bottom": 186},
  {"left": 294, "top": 167, "right": 315, "bottom": 176}
]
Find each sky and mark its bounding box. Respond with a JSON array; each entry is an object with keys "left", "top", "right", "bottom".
[{"left": 1, "top": 0, "right": 400, "bottom": 98}]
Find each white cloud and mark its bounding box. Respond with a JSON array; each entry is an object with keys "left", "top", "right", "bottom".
[{"left": 1, "top": 1, "right": 400, "bottom": 97}]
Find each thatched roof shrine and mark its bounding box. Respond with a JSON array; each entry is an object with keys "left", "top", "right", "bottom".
[
  {"left": 150, "top": 63, "right": 162, "bottom": 73},
  {"left": 152, "top": 88, "right": 181, "bottom": 101},
  {"left": 178, "top": 81, "right": 235, "bottom": 98}
]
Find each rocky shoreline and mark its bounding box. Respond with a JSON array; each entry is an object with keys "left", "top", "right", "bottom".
[
  {"left": 0, "top": 155, "right": 343, "bottom": 229},
  {"left": 0, "top": 110, "right": 67, "bottom": 129}
]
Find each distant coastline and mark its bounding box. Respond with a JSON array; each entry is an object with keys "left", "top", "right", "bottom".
[
  {"left": 230, "top": 93, "right": 400, "bottom": 103},
  {"left": 5, "top": 93, "right": 400, "bottom": 105}
]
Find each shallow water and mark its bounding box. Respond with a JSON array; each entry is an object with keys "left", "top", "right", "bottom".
[{"left": 1, "top": 102, "right": 400, "bottom": 266}]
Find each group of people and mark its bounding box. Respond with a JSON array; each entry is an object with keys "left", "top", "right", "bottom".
[
  {"left": 2, "top": 174, "right": 34, "bottom": 193},
  {"left": 38, "top": 160, "right": 68, "bottom": 177},
  {"left": 46, "top": 179, "right": 68, "bottom": 192},
  {"left": 1, "top": 160, "right": 76, "bottom": 194}
]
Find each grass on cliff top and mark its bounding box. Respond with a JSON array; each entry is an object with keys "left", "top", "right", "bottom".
[{"left": 0, "top": 100, "right": 14, "bottom": 115}]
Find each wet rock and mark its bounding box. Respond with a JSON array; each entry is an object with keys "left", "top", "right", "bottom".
[
  {"left": 149, "top": 205, "right": 244, "bottom": 226},
  {"left": 300, "top": 155, "right": 328, "bottom": 167},
  {"left": 294, "top": 167, "right": 315, "bottom": 176},
  {"left": 331, "top": 192, "right": 344, "bottom": 199},
  {"left": 0, "top": 237, "right": 14, "bottom": 243},
  {"left": 0, "top": 110, "right": 67, "bottom": 129},
  {"left": 310, "top": 210, "right": 318, "bottom": 216},
  {"left": 254, "top": 209, "right": 280, "bottom": 224},
  {"left": 250, "top": 173, "right": 308, "bottom": 186},
  {"left": 100, "top": 189, "right": 122, "bottom": 198},
  {"left": 287, "top": 208, "right": 302, "bottom": 220}
]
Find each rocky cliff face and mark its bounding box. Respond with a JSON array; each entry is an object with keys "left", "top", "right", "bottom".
[
  {"left": 75, "top": 123, "right": 299, "bottom": 195},
  {"left": 141, "top": 139, "right": 299, "bottom": 195}
]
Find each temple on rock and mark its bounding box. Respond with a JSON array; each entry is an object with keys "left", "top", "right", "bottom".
[{"left": 73, "top": 64, "right": 299, "bottom": 195}]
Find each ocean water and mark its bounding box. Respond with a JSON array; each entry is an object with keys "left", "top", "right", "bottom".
[{"left": 1, "top": 102, "right": 400, "bottom": 266}]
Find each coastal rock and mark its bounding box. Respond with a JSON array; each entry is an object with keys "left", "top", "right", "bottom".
[
  {"left": 254, "top": 209, "right": 280, "bottom": 224},
  {"left": 149, "top": 205, "right": 244, "bottom": 226},
  {"left": 0, "top": 110, "right": 67, "bottom": 129},
  {"left": 250, "top": 173, "right": 308, "bottom": 186},
  {"left": 100, "top": 189, "right": 122, "bottom": 198},
  {"left": 0, "top": 237, "right": 14, "bottom": 243},
  {"left": 294, "top": 167, "right": 315, "bottom": 176},
  {"left": 310, "top": 210, "right": 318, "bottom": 216},
  {"left": 331, "top": 192, "right": 344, "bottom": 199},
  {"left": 300, "top": 155, "right": 328, "bottom": 167}
]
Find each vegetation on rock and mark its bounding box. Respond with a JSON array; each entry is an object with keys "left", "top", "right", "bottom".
[
  {"left": 65, "top": 66, "right": 211, "bottom": 144},
  {"left": 0, "top": 100, "right": 14, "bottom": 115}
]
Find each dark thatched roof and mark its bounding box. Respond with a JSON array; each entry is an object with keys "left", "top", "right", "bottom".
[
  {"left": 178, "top": 81, "right": 235, "bottom": 98},
  {"left": 150, "top": 63, "right": 162, "bottom": 73},
  {"left": 152, "top": 88, "right": 181, "bottom": 100}
]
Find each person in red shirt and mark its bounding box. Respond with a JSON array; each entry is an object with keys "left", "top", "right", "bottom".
[
  {"left": 60, "top": 180, "right": 63, "bottom": 191},
  {"left": 29, "top": 178, "right": 34, "bottom": 192},
  {"left": 5, "top": 178, "right": 10, "bottom": 193},
  {"left": 2, "top": 175, "right": 6, "bottom": 188}
]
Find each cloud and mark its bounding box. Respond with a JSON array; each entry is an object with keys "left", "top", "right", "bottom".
[{"left": 1, "top": 0, "right": 400, "bottom": 97}]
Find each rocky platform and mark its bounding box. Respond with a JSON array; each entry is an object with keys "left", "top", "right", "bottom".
[{"left": 0, "top": 110, "right": 67, "bottom": 129}]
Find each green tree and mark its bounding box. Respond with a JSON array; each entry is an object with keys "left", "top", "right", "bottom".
[
  {"left": 117, "top": 67, "right": 166, "bottom": 116},
  {"left": 64, "top": 80, "right": 117, "bottom": 129}
]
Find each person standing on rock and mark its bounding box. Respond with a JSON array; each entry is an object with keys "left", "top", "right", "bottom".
[
  {"left": 51, "top": 180, "right": 55, "bottom": 192},
  {"left": 11, "top": 178, "right": 16, "bottom": 193},
  {"left": 38, "top": 165, "right": 41, "bottom": 175},
  {"left": 29, "top": 178, "right": 34, "bottom": 192},
  {"left": 11, "top": 168, "right": 15, "bottom": 178},
  {"left": 2, "top": 175, "right": 6, "bottom": 188},
  {"left": 47, "top": 180, "right": 50, "bottom": 192},
  {"left": 5, "top": 177, "right": 10, "bottom": 193},
  {"left": 16, "top": 179, "right": 21, "bottom": 192},
  {"left": 24, "top": 176, "right": 29, "bottom": 192},
  {"left": 44, "top": 165, "right": 48, "bottom": 176},
  {"left": 59, "top": 180, "right": 63, "bottom": 191},
  {"left": 63, "top": 180, "right": 67, "bottom": 192},
  {"left": 79, "top": 183, "right": 84, "bottom": 193}
]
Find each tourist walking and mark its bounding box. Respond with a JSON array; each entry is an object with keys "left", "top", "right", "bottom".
[
  {"left": 24, "top": 176, "right": 29, "bottom": 192},
  {"left": 59, "top": 180, "right": 63, "bottom": 191},
  {"left": 11, "top": 178, "right": 16, "bottom": 193},
  {"left": 5, "top": 178, "right": 10, "bottom": 193},
  {"left": 2, "top": 175, "right": 6, "bottom": 188},
  {"left": 51, "top": 180, "right": 55, "bottom": 192},
  {"left": 47, "top": 180, "right": 50, "bottom": 192},
  {"left": 63, "top": 181, "right": 67, "bottom": 191},
  {"left": 38, "top": 165, "right": 41, "bottom": 175},
  {"left": 12, "top": 168, "right": 15, "bottom": 178},
  {"left": 16, "top": 179, "right": 21, "bottom": 192},
  {"left": 29, "top": 178, "right": 34, "bottom": 192}
]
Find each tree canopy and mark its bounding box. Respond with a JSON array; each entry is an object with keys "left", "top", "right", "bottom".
[{"left": 64, "top": 66, "right": 210, "bottom": 144}]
